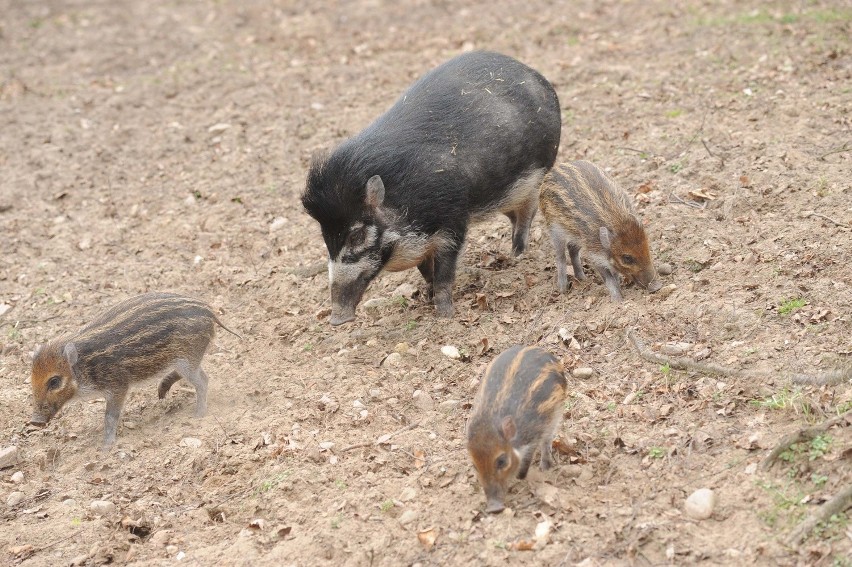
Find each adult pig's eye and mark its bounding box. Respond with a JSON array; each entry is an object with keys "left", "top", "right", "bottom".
[
  {"left": 47, "top": 376, "right": 63, "bottom": 391},
  {"left": 620, "top": 254, "right": 636, "bottom": 265},
  {"left": 348, "top": 226, "right": 367, "bottom": 248},
  {"left": 495, "top": 454, "right": 508, "bottom": 470}
]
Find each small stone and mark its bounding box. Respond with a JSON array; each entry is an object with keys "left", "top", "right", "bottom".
[
  {"left": 166, "top": 545, "right": 178, "bottom": 555},
  {"left": 207, "top": 123, "right": 231, "bottom": 134},
  {"left": 398, "top": 509, "right": 418, "bottom": 526},
  {"left": 658, "top": 284, "right": 677, "bottom": 299},
  {"left": 439, "top": 399, "right": 459, "bottom": 410},
  {"left": 149, "top": 530, "right": 171, "bottom": 546},
  {"left": 572, "top": 367, "right": 594, "bottom": 379},
  {"left": 70, "top": 554, "right": 89, "bottom": 566},
  {"left": 363, "top": 298, "right": 386, "bottom": 310},
  {"left": 393, "top": 283, "right": 419, "bottom": 299},
  {"left": 399, "top": 487, "right": 417, "bottom": 502},
  {"left": 89, "top": 500, "right": 116, "bottom": 516},
  {"left": 77, "top": 237, "right": 92, "bottom": 251},
  {"left": 441, "top": 345, "right": 461, "bottom": 360},
  {"left": 394, "top": 342, "right": 410, "bottom": 354},
  {"left": 662, "top": 342, "right": 692, "bottom": 356},
  {"left": 10, "top": 471, "right": 24, "bottom": 484},
  {"left": 383, "top": 352, "right": 402, "bottom": 366},
  {"left": 744, "top": 463, "right": 758, "bottom": 475},
  {"left": 269, "top": 217, "right": 288, "bottom": 232},
  {"left": 685, "top": 488, "right": 716, "bottom": 520},
  {"left": 369, "top": 389, "right": 382, "bottom": 400},
  {"left": 353, "top": 400, "right": 366, "bottom": 410},
  {"left": 7, "top": 491, "right": 25, "bottom": 507},
  {"left": 412, "top": 390, "right": 434, "bottom": 411},
  {"left": 0, "top": 446, "right": 19, "bottom": 469},
  {"left": 184, "top": 194, "right": 196, "bottom": 206},
  {"left": 318, "top": 442, "right": 335, "bottom": 451},
  {"left": 180, "top": 437, "right": 202, "bottom": 449},
  {"left": 62, "top": 498, "right": 77, "bottom": 507},
  {"left": 657, "top": 263, "right": 673, "bottom": 276}
]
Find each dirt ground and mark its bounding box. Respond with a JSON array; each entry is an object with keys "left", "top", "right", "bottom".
[{"left": 1, "top": 0, "right": 850, "bottom": 565}]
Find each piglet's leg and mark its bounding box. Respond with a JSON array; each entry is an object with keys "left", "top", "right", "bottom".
[
  {"left": 176, "top": 359, "right": 208, "bottom": 417},
  {"left": 432, "top": 241, "right": 463, "bottom": 318},
  {"left": 548, "top": 226, "right": 569, "bottom": 293},
  {"left": 516, "top": 445, "right": 535, "bottom": 480},
  {"left": 157, "top": 371, "right": 182, "bottom": 399},
  {"left": 594, "top": 265, "right": 623, "bottom": 302},
  {"left": 568, "top": 244, "right": 585, "bottom": 281},
  {"left": 508, "top": 198, "right": 537, "bottom": 256},
  {"left": 102, "top": 386, "right": 128, "bottom": 450},
  {"left": 539, "top": 438, "right": 554, "bottom": 471}
]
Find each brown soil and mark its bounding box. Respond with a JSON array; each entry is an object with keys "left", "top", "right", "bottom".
[{"left": 1, "top": 0, "right": 850, "bottom": 565}]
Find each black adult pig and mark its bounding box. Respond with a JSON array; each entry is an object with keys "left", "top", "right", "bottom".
[{"left": 302, "top": 51, "right": 561, "bottom": 325}]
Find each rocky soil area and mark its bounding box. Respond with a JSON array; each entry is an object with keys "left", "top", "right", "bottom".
[{"left": 1, "top": 0, "right": 850, "bottom": 565}]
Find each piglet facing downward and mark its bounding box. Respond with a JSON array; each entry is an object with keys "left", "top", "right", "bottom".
[
  {"left": 30, "top": 292, "right": 237, "bottom": 450},
  {"left": 539, "top": 161, "right": 662, "bottom": 302},
  {"left": 467, "top": 345, "right": 566, "bottom": 513}
]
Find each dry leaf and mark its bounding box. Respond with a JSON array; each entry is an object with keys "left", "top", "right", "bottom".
[
  {"left": 636, "top": 182, "right": 654, "bottom": 194},
  {"left": 248, "top": 518, "right": 267, "bottom": 531},
  {"left": 475, "top": 293, "right": 488, "bottom": 310},
  {"left": 414, "top": 449, "right": 426, "bottom": 468},
  {"left": 7, "top": 545, "right": 34, "bottom": 558},
  {"left": 739, "top": 175, "right": 751, "bottom": 187},
  {"left": 275, "top": 526, "right": 292, "bottom": 538},
  {"left": 476, "top": 337, "right": 491, "bottom": 357},
  {"left": 688, "top": 188, "right": 717, "bottom": 201},
  {"left": 509, "top": 539, "right": 535, "bottom": 551},
  {"left": 417, "top": 527, "right": 438, "bottom": 549},
  {"left": 495, "top": 291, "right": 515, "bottom": 298}
]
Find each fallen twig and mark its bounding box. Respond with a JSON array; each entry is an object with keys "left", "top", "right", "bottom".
[
  {"left": 760, "top": 410, "right": 850, "bottom": 471},
  {"left": 627, "top": 328, "right": 851, "bottom": 386},
  {"left": 341, "top": 421, "right": 421, "bottom": 452},
  {"left": 787, "top": 484, "right": 852, "bottom": 545},
  {"left": 817, "top": 143, "right": 851, "bottom": 161},
  {"left": 668, "top": 191, "right": 705, "bottom": 210},
  {"left": 37, "top": 529, "right": 83, "bottom": 552},
  {"left": 627, "top": 328, "right": 741, "bottom": 377},
  {"left": 791, "top": 367, "right": 852, "bottom": 386},
  {"left": 803, "top": 211, "right": 850, "bottom": 229}
]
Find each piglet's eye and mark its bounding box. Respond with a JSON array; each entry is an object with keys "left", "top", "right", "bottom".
[
  {"left": 495, "top": 454, "right": 508, "bottom": 470},
  {"left": 621, "top": 254, "right": 636, "bottom": 265},
  {"left": 348, "top": 226, "right": 367, "bottom": 248},
  {"left": 47, "top": 376, "right": 63, "bottom": 391}
]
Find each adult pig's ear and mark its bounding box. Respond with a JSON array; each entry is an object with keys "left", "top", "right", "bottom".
[
  {"left": 63, "top": 343, "right": 78, "bottom": 368},
  {"left": 365, "top": 175, "right": 385, "bottom": 209}
]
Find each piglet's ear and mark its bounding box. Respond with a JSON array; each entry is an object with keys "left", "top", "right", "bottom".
[
  {"left": 500, "top": 416, "right": 517, "bottom": 442},
  {"left": 365, "top": 175, "right": 385, "bottom": 209},
  {"left": 599, "top": 226, "right": 612, "bottom": 251},
  {"left": 63, "top": 343, "right": 78, "bottom": 368}
]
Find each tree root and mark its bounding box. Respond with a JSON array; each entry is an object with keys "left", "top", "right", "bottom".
[
  {"left": 787, "top": 484, "right": 852, "bottom": 546},
  {"left": 626, "top": 328, "right": 851, "bottom": 385},
  {"left": 760, "top": 410, "right": 851, "bottom": 471}
]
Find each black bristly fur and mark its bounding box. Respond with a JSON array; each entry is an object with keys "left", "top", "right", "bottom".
[{"left": 302, "top": 51, "right": 561, "bottom": 322}]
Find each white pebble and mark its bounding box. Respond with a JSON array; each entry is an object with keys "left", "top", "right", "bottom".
[
  {"left": 393, "top": 283, "right": 419, "bottom": 299},
  {"left": 269, "top": 217, "right": 288, "bottom": 232},
  {"left": 89, "top": 500, "right": 116, "bottom": 516},
  {"left": 572, "top": 367, "right": 594, "bottom": 379},
  {"left": 10, "top": 471, "right": 24, "bottom": 484},
  {"left": 207, "top": 122, "right": 231, "bottom": 134},
  {"left": 383, "top": 352, "right": 402, "bottom": 366},
  {"left": 412, "top": 390, "right": 434, "bottom": 411},
  {"left": 685, "top": 488, "right": 716, "bottom": 520},
  {"left": 398, "top": 509, "right": 418, "bottom": 526},
  {"left": 0, "top": 445, "right": 19, "bottom": 469},
  {"left": 62, "top": 498, "right": 77, "bottom": 507},
  {"left": 180, "top": 437, "right": 202, "bottom": 449},
  {"left": 441, "top": 345, "right": 461, "bottom": 359},
  {"left": 352, "top": 400, "right": 366, "bottom": 409},
  {"left": 399, "top": 487, "right": 417, "bottom": 502},
  {"left": 7, "top": 491, "right": 25, "bottom": 507},
  {"left": 659, "top": 284, "right": 677, "bottom": 299}
]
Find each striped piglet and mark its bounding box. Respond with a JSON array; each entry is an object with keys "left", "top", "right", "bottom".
[{"left": 29, "top": 292, "right": 237, "bottom": 449}]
